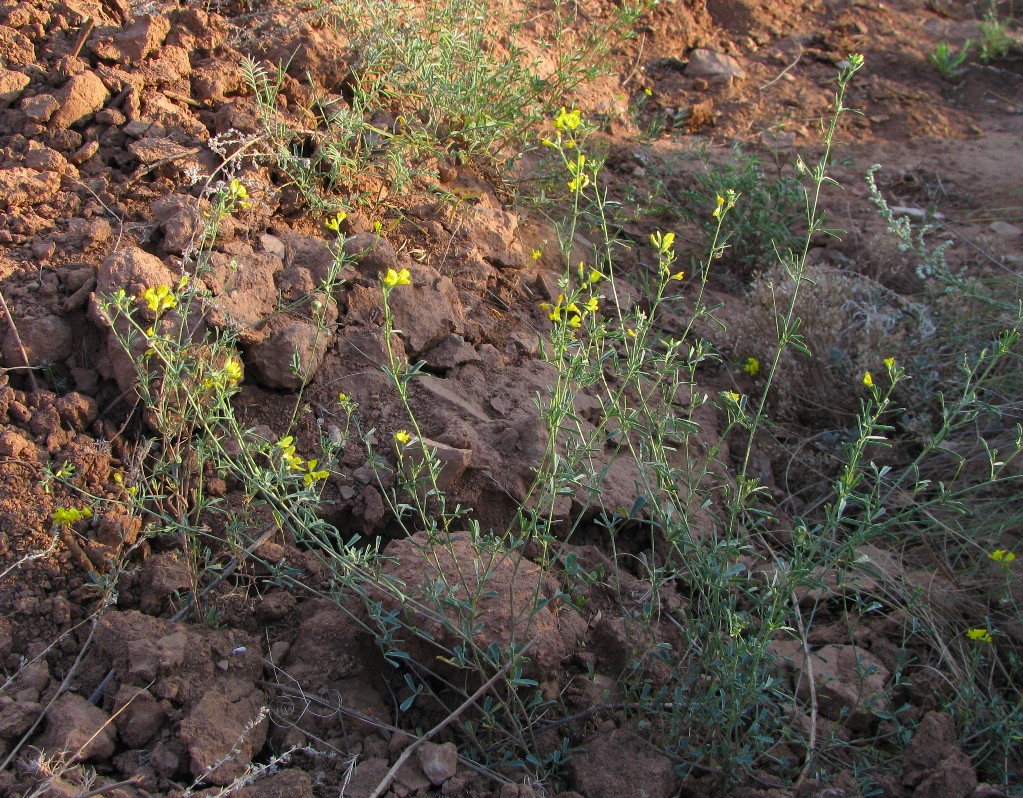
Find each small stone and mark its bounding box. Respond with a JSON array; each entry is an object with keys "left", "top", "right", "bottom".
[
  {"left": 990, "top": 220, "right": 1022, "bottom": 239},
  {"left": 417, "top": 741, "right": 458, "bottom": 786},
  {"left": 70, "top": 140, "right": 99, "bottom": 164},
  {"left": 686, "top": 48, "right": 746, "bottom": 80},
  {"left": 21, "top": 93, "right": 60, "bottom": 123},
  {"left": 31, "top": 237, "right": 55, "bottom": 262}
]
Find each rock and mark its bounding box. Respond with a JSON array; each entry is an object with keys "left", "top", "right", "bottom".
[
  {"left": 112, "top": 685, "right": 165, "bottom": 748},
  {"left": 127, "top": 136, "right": 195, "bottom": 165},
  {"left": 686, "top": 48, "right": 746, "bottom": 80},
  {"left": 419, "top": 375, "right": 491, "bottom": 422},
  {"left": 0, "top": 68, "right": 29, "bottom": 107},
  {"left": 903, "top": 711, "right": 956, "bottom": 787},
  {"left": 202, "top": 245, "right": 282, "bottom": 330},
  {"left": 25, "top": 145, "right": 73, "bottom": 175},
  {"left": 343, "top": 232, "right": 399, "bottom": 275},
  {"left": 990, "top": 221, "right": 1022, "bottom": 238},
  {"left": 568, "top": 728, "right": 676, "bottom": 798},
  {"left": 0, "top": 699, "right": 41, "bottom": 739},
  {"left": 0, "top": 166, "right": 61, "bottom": 210},
  {"left": 113, "top": 14, "right": 171, "bottom": 62},
  {"left": 234, "top": 770, "right": 314, "bottom": 798},
  {"left": 36, "top": 693, "right": 117, "bottom": 762},
  {"left": 470, "top": 207, "right": 526, "bottom": 269},
  {"left": 912, "top": 749, "right": 977, "bottom": 798},
  {"left": 244, "top": 316, "right": 333, "bottom": 390},
  {"left": 2, "top": 313, "right": 72, "bottom": 366},
  {"left": 179, "top": 680, "right": 268, "bottom": 786},
  {"left": 50, "top": 71, "right": 109, "bottom": 129},
  {"left": 343, "top": 757, "right": 390, "bottom": 798},
  {"left": 95, "top": 246, "right": 177, "bottom": 304},
  {"left": 54, "top": 392, "right": 98, "bottom": 431},
  {"left": 417, "top": 741, "right": 458, "bottom": 786},
  {"left": 378, "top": 531, "right": 581, "bottom": 677},
  {"left": 402, "top": 436, "right": 473, "bottom": 490},
  {"left": 500, "top": 785, "right": 537, "bottom": 798},
  {"left": 21, "top": 93, "right": 60, "bottom": 123},
  {"left": 0, "top": 26, "right": 34, "bottom": 65},
  {"left": 423, "top": 334, "right": 481, "bottom": 371},
  {"left": 137, "top": 552, "right": 192, "bottom": 616},
  {"left": 795, "top": 644, "right": 889, "bottom": 732}
]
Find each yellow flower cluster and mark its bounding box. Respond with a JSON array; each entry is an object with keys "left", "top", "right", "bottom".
[
  {"left": 744, "top": 356, "right": 760, "bottom": 377},
  {"left": 553, "top": 107, "right": 581, "bottom": 131},
  {"left": 277, "top": 436, "right": 304, "bottom": 471},
  {"left": 383, "top": 267, "right": 412, "bottom": 287},
  {"left": 203, "top": 356, "right": 243, "bottom": 391},
  {"left": 53, "top": 506, "right": 93, "bottom": 526},
  {"left": 276, "top": 436, "right": 328, "bottom": 486},
  {"left": 967, "top": 628, "right": 993, "bottom": 643},
  {"left": 567, "top": 153, "right": 591, "bottom": 192},
  {"left": 228, "top": 178, "right": 251, "bottom": 211},
  {"left": 142, "top": 285, "right": 177, "bottom": 314},
  {"left": 989, "top": 549, "right": 1016, "bottom": 566}
]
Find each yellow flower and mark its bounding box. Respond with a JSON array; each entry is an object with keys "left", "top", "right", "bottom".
[
  {"left": 222, "top": 357, "right": 242, "bottom": 384},
  {"left": 324, "top": 211, "right": 348, "bottom": 232},
  {"left": 302, "top": 459, "right": 329, "bottom": 486},
  {"left": 863, "top": 371, "right": 874, "bottom": 388},
  {"left": 395, "top": 429, "right": 411, "bottom": 445},
  {"left": 541, "top": 137, "right": 556, "bottom": 147},
  {"left": 588, "top": 269, "right": 603, "bottom": 283},
  {"left": 382, "top": 267, "right": 412, "bottom": 287},
  {"left": 712, "top": 194, "right": 725, "bottom": 218},
  {"left": 967, "top": 628, "right": 993, "bottom": 643},
  {"left": 277, "top": 436, "right": 304, "bottom": 470},
  {"left": 553, "top": 107, "right": 582, "bottom": 131},
  {"left": 650, "top": 231, "right": 676, "bottom": 255},
  {"left": 744, "top": 356, "right": 760, "bottom": 377},
  {"left": 644, "top": 86, "right": 653, "bottom": 96},
  {"left": 583, "top": 297, "right": 599, "bottom": 313},
  {"left": 725, "top": 391, "right": 741, "bottom": 403},
  {"left": 52, "top": 507, "right": 93, "bottom": 526},
  {"left": 670, "top": 271, "right": 685, "bottom": 281},
  {"left": 626, "top": 328, "right": 636, "bottom": 338},
  {"left": 142, "top": 285, "right": 177, "bottom": 314},
  {"left": 229, "top": 178, "right": 251, "bottom": 210},
  {"left": 531, "top": 249, "right": 543, "bottom": 260},
  {"left": 568, "top": 175, "right": 590, "bottom": 192},
  {"left": 989, "top": 549, "right": 1016, "bottom": 566},
  {"left": 884, "top": 356, "right": 896, "bottom": 370}
]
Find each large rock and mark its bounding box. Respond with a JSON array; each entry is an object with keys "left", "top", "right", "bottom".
[
  {"left": 377, "top": 531, "right": 582, "bottom": 677},
  {"left": 50, "top": 71, "right": 109, "bottom": 129},
  {"left": 569, "top": 728, "right": 676, "bottom": 798},
  {"left": 36, "top": 693, "right": 117, "bottom": 762},
  {"left": 0, "top": 166, "right": 60, "bottom": 210},
  {"left": 795, "top": 644, "right": 889, "bottom": 732},
  {"left": 179, "top": 680, "right": 268, "bottom": 786},
  {"left": 244, "top": 315, "right": 334, "bottom": 390},
  {"left": 1, "top": 313, "right": 72, "bottom": 367}
]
